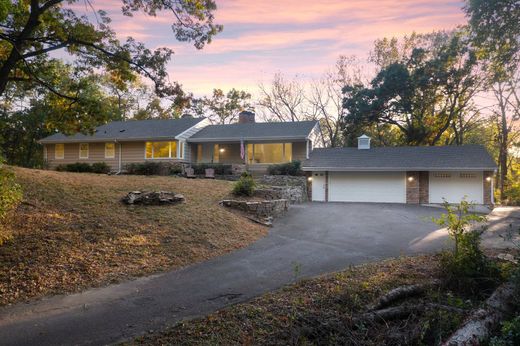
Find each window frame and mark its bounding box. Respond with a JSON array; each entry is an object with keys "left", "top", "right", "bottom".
[
  {"left": 55, "top": 143, "right": 64, "bottom": 160},
  {"left": 79, "top": 143, "right": 89, "bottom": 159},
  {"left": 144, "top": 141, "right": 181, "bottom": 160},
  {"left": 105, "top": 142, "right": 116, "bottom": 159}
]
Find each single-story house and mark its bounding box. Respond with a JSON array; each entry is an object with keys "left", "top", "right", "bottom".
[
  {"left": 302, "top": 135, "right": 497, "bottom": 205},
  {"left": 39, "top": 111, "right": 321, "bottom": 174}
]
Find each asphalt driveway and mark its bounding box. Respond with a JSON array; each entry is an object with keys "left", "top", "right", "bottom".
[{"left": 0, "top": 203, "right": 451, "bottom": 345}]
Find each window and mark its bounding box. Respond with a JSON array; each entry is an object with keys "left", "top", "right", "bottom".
[
  {"left": 246, "top": 143, "right": 292, "bottom": 164},
  {"left": 145, "top": 141, "right": 179, "bottom": 159},
  {"left": 433, "top": 173, "right": 451, "bottom": 178},
  {"left": 213, "top": 144, "right": 220, "bottom": 163},
  {"left": 105, "top": 143, "right": 115, "bottom": 158},
  {"left": 79, "top": 143, "right": 89, "bottom": 159},
  {"left": 460, "top": 173, "right": 476, "bottom": 179},
  {"left": 55, "top": 144, "right": 64, "bottom": 159}
]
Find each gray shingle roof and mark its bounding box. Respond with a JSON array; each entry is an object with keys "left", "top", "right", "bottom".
[
  {"left": 303, "top": 145, "right": 496, "bottom": 171},
  {"left": 187, "top": 121, "right": 318, "bottom": 142},
  {"left": 39, "top": 118, "right": 206, "bottom": 143}
]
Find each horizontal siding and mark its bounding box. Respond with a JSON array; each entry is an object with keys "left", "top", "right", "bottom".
[
  {"left": 292, "top": 141, "right": 306, "bottom": 161},
  {"left": 46, "top": 143, "right": 119, "bottom": 171}
]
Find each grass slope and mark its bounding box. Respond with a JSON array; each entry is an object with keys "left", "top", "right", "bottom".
[{"left": 0, "top": 167, "right": 266, "bottom": 306}]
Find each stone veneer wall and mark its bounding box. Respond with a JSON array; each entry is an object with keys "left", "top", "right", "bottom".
[
  {"left": 254, "top": 186, "right": 305, "bottom": 204},
  {"left": 406, "top": 171, "right": 420, "bottom": 204},
  {"left": 483, "top": 171, "right": 493, "bottom": 205},
  {"left": 419, "top": 171, "right": 429, "bottom": 204}
]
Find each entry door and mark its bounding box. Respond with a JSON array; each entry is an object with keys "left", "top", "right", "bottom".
[{"left": 312, "top": 172, "right": 326, "bottom": 201}]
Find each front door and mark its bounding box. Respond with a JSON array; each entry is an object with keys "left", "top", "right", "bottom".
[{"left": 312, "top": 172, "right": 326, "bottom": 201}]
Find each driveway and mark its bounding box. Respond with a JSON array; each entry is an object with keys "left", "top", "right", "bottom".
[{"left": 0, "top": 203, "right": 451, "bottom": 345}]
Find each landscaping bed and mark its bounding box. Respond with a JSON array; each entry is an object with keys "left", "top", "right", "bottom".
[
  {"left": 132, "top": 253, "right": 517, "bottom": 345},
  {"left": 0, "top": 167, "right": 267, "bottom": 306}
]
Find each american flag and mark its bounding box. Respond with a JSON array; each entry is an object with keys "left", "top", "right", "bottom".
[{"left": 240, "top": 138, "right": 245, "bottom": 160}]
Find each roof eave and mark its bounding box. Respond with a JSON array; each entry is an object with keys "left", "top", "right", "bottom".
[
  {"left": 187, "top": 136, "right": 309, "bottom": 143},
  {"left": 301, "top": 166, "right": 498, "bottom": 172}
]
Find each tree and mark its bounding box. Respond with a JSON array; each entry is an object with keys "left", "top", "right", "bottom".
[
  {"left": 191, "top": 88, "right": 251, "bottom": 124},
  {"left": 466, "top": 0, "right": 520, "bottom": 201},
  {"left": 343, "top": 31, "right": 481, "bottom": 146},
  {"left": 0, "top": 0, "right": 222, "bottom": 132}
]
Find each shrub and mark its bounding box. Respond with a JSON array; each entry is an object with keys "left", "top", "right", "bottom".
[
  {"left": 232, "top": 171, "right": 256, "bottom": 196},
  {"left": 91, "top": 162, "right": 110, "bottom": 174},
  {"left": 490, "top": 316, "right": 520, "bottom": 346},
  {"left": 64, "top": 162, "right": 92, "bottom": 172},
  {"left": 433, "top": 199, "right": 501, "bottom": 293},
  {"left": 191, "top": 163, "right": 232, "bottom": 175},
  {"left": 267, "top": 161, "right": 302, "bottom": 176},
  {"left": 126, "top": 162, "right": 164, "bottom": 175},
  {"left": 0, "top": 158, "right": 22, "bottom": 245}
]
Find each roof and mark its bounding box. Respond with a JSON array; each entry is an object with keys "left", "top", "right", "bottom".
[
  {"left": 187, "top": 121, "right": 318, "bottom": 142},
  {"left": 39, "top": 118, "right": 206, "bottom": 143},
  {"left": 303, "top": 145, "right": 497, "bottom": 171}
]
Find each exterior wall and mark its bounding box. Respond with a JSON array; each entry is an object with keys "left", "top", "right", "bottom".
[
  {"left": 406, "top": 171, "right": 420, "bottom": 204},
  {"left": 483, "top": 171, "right": 493, "bottom": 205},
  {"left": 46, "top": 141, "right": 188, "bottom": 172},
  {"left": 45, "top": 143, "right": 120, "bottom": 171}
]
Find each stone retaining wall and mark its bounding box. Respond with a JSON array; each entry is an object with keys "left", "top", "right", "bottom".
[
  {"left": 254, "top": 186, "right": 305, "bottom": 204},
  {"left": 220, "top": 199, "right": 289, "bottom": 225},
  {"left": 256, "top": 175, "right": 307, "bottom": 203}
]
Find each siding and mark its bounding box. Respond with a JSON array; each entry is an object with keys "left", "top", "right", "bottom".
[{"left": 46, "top": 143, "right": 120, "bottom": 171}]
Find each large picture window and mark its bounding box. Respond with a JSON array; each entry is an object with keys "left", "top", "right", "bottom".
[
  {"left": 247, "top": 143, "right": 292, "bottom": 164},
  {"left": 145, "top": 141, "right": 179, "bottom": 159},
  {"left": 55, "top": 144, "right": 64, "bottom": 159}
]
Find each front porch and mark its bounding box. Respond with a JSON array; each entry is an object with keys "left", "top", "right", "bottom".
[{"left": 189, "top": 141, "right": 308, "bottom": 174}]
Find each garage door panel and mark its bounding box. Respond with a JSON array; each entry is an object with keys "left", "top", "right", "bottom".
[
  {"left": 329, "top": 172, "right": 406, "bottom": 203},
  {"left": 429, "top": 171, "right": 483, "bottom": 204}
]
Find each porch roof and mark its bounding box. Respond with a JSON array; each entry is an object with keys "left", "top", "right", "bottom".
[{"left": 187, "top": 121, "right": 318, "bottom": 143}]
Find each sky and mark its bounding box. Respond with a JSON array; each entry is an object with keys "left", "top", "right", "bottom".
[{"left": 77, "top": 0, "right": 468, "bottom": 97}]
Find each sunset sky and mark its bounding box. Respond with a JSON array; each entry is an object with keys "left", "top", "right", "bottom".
[{"left": 78, "top": 0, "right": 467, "bottom": 96}]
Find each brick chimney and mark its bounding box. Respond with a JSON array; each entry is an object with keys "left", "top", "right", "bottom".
[{"left": 238, "top": 110, "right": 255, "bottom": 124}]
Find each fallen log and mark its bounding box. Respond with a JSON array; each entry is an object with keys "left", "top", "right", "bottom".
[
  {"left": 369, "top": 281, "right": 439, "bottom": 311},
  {"left": 442, "top": 283, "right": 516, "bottom": 346}
]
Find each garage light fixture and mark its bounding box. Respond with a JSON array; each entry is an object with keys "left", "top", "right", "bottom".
[
  {"left": 486, "top": 176, "right": 491, "bottom": 182},
  {"left": 307, "top": 176, "right": 312, "bottom": 181},
  {"left": 219, "top": 148, "right": 225, "bottom": 153},
  {"left": 407, "top": 176, "right": 414, "bottom": 182}
]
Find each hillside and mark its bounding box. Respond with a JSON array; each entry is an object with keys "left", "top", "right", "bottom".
[{"left": 0, "top": 168, "right": 266, "bottom": 305}]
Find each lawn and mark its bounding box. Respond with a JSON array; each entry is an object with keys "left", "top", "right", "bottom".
[
  {"left": 132, "top": 254, "right": 508, "bottom": 346},
  {"left": 0, "top": 167, "right": 266, "bottom": 306}
]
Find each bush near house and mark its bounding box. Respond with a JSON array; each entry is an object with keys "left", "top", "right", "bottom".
[
  {"left": 56, "top": 162, "right": 110, "bottom": 174},
  {"left": 125, "top": 162, "right": 183, "bottom": 176},
  {"left": 0, "top": 158, "right": 22, "bottom": 244},
  {"left": 191, "top": 163, "right": 233, "bottom": 175},
  {"left": 267, "top": 160, "right": 303, "bottom": 176},
  {"left": 232, "top": 172, "right": 256, "bottom": 196}
]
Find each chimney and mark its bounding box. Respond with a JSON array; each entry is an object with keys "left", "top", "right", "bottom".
[
  {"left": 238, "top": 110, "right": 255, "bottom": 124},
  {"left": 357, "top": 134, "right": 371, "bottom": 149}
]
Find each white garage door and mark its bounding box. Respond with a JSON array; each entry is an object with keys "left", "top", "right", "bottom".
[
  {"left": 328, "top": 172, "right": 406, "bottom": 203},
  {"left": 429, "top": 171, "right": 483, "bottom": 204}
]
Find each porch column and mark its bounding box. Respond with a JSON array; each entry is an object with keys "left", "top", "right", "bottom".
[{"left": 306, "top": 139, "right": 310, "bottom": 159}]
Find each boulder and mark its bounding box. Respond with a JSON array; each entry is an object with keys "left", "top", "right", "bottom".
[{"left": 122, "top": 191, "right": 185, "bottom": 205}]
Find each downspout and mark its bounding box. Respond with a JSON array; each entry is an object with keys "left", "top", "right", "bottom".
[{"left": 115, "top": 140, "right": 122, "bottom": 175}]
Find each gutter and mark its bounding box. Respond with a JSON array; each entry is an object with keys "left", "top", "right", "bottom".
[{"left": 187, "top": 136, "right": 309, "bottom": 143}]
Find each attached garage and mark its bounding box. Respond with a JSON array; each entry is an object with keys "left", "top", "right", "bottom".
[
  {"left": 328, "top": 172, "right": 406, "bottom": 203},
  {"left": 303, "top": 136, "right": 497, "bottom": 205},
  {"left": 429, "top": 171, "right": 483, "bottom": 204}
]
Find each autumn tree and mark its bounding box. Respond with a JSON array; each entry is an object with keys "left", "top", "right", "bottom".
[
  {"left": 191, "top": 88, "right": 252, "bottom": 124},
  {"left": 343, "top": 31, "right": 481, "bottom": 146},
  {"left": 0, "top": 0, "right": 222, "bottom": 132}
]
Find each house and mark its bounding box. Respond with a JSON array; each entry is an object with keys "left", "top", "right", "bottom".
[
  {"left": 39, "top": 112, "right": 321, "bottom": 174},
  {"left": 303, "top": 135, "right": 497, "bottom": 205}
]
